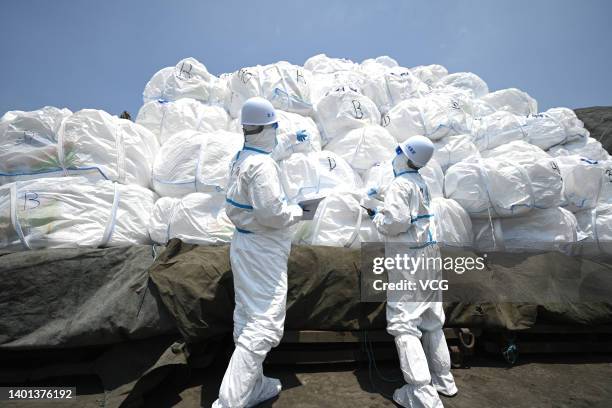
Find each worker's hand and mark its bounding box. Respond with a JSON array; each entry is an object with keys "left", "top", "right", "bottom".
[{"left": 296, "top": 129, "right": 309, "bottom": 142}]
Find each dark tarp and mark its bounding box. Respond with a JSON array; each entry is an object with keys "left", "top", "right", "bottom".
[
  {"left": 0, "top": 245, "right": 177, "bottom": 349},
  {"left": 575, "top": 106, "right": 612, "bottom": 154}
]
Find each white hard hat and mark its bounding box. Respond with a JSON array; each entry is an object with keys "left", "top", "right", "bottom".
[
  {"left": 398, "top": 135, "right": 435, "bottom": 168},
  {"left": 241, "top": 97, "right": 277, "bottom": 125}
]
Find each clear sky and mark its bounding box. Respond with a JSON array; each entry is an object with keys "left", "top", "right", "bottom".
[{"left": 1, "top": 0, "right": 611, "bottom": 117}]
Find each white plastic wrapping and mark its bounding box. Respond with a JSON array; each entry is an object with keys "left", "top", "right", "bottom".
[
  {"left": 523, "top": 108, "right": 589, "bottom": 150},
  {"left": 598, "top": 160, "right": 612, "bottom": 204},
  {"left": 1, "top": 108, "right": 159, "bottom": 188},
  {"left": 315, "top": 88, "right": 381, "bottom": 144},
  {"left": 143, "top": 57, "right": 228, "bottom": 105},
  {"left": 152, "top": 129, "right": 243, "bottom": 197},
  {"left": 436, "top": 72, "right": 489, "bottom": 98},
  {"left": 444, "top": 157, "right": 564, "bottom": 218},
  {"left": 472, "top": 207, "right": 579, "bottom": 253},
  {"left": 304, "top": 54, "right": 357, "bottom": 74},
  {"left": 575, "top": 203, "right": 612, "bottom": 255},
  {"left": 227, "top": 62, "right": 313, "bottom": 117},
  {"left": 479, "top": 88, "right": 537, "bottom": 116},
  {"left": 323, "top": 124, "right": 396, "bottom": 174},
  {"left": 470, "top": 111, "right": 527, "bottom": 151},
  {"left": 384, "top": 93, "right": 471, "bottom": 142},
  {"left": 279, "top": 151, "right": 363, "bottom": 203},
  {"left": 136, "top": 98, "right": 230, "bottom": 145},
  {"left": 433, "top": 134, "right": 480, "bottom": 172},
  {"left": 429, "top": 197, "right": 473, "bottom": 247},
  {"left": 148, "top": 192, "right": 234, "bottom": 245},
  {"left": 0, "top": 177, "right": 155, "bottom": 250}
]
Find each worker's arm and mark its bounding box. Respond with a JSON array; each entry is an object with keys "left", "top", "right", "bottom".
[
  {"left": 372, "top": 181, "right": 415, "bottom": 237},
  {"left": 248, "top": 159, "right": 303, "bottom": 229}
]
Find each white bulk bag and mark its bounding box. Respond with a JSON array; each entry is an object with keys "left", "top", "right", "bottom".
[
  {"left": 472, "top": 207, "right": 579, "bottom": 253},
  {"left": 548, "top": 136, "right": 609, "bottom": 161},
  {"left": 304, "top": 54, "right": 357, "bottom": 74},
  {"left": 555, "top": 155, "right": 604, "bottom": 212},
  {"left": 1, "top": 109, "right": 159, "bottom": 188},
  {"left": 444, "top": 157, "right": 564, "bottom": 218},
  {"left": 480, "top": 140, "right": 551, "bottom": 162},
  {"left": 360, "top": 56, "right": 399, "bottom": 76},
  {"left": 136, "top": 98, "right": 230, "bottom": 145},
  {"left": 324, "top": 125, "right": 397, "bottom": 174},
  {"left": 523, "top": 108, "right": 589, "bottom": 150},
  {"left": 470, "top": 111, "right": 527, "bottom": 151},
  {"left": 420, "top": 159, "right": 445, "bottom": 199},
  {"left": 479, "top": 88, "right": 538, "bottom": 116},
  {"left": 152, "top": 129, "right": 242, "bottom": 197},
  {"left": 279, "top": 151, "right": 363, "bottom": 203},
  {"left": 0, "top": 106, "right": 72, "bottom": 182},
  {"left": 410, "top": 64, "right": 448, "bottom": 86},
  {"left": 575, "top": 204, "right": 612, "bottom": 255},
  {"left": 362, "top": 68, "right": 431, "bottom": 114},
  {"left": 598, "top": 160, "right": 612, "bottom": 204},
  {"left": 433, "top": 134, "right": 480, "bottom": 172},
  {"left": 227, "top": 62, "right": 313, "bottom": 117},
  {"left": 430, "top": 197, "right": 473, "bottom": 247},
  {"left": 384, "top": 93, "right": 470, "bottom": 142},
  {"left": 143, "top": 57, "right": 228, "bottom": 106},
  {"left": 0, "top": 177, "right": 155, "bottom": 251},
  {"left": 294, "top": 192, "right": 378, "bottom": 248},
  {"left": 315, "top": 88, "right": 381, "bottom": 144},
  {"left": 436, "top": 72, "right": 489, "bottom": 98},
  {"left": 148, "top": 192, "right": 234, "bottom": 245}
]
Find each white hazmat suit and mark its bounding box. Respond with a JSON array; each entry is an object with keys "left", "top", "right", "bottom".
[
  {"left": 212, "top": 109, "right": 303, "bottom": 408},
  {"left": 372, "top": 152, "right": 457, "bottom": 408}
]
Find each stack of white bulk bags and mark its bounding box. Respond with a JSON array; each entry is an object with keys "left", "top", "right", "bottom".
[
  {"left": 478, "top": 88, "right": 538, "bottom": 116},
  {"left": 429, "top": 197, "right": 473, "bottom": 247},
  {"left": 0, "top": 177, "right": 155, "bottom": 251},
  {"left": 143, "top": 57, "right": 228, "bottom": 106},
  {"left": 444, "top": 156, "right": 564, "bottom": 218},
  {"left": 324, "top": 124, "right": 397, "bottom": 175},
  {"left": 152, "top": 129, "right": 243, "bottom": 197},
  {"left": 435, "top": 72, "right": 489, "bottom": 98},
  {"left": 1, "top": 108, "right": 159, "bottom": 188},
  {"left": 148, "top": 192, "right": 234, "bottom": 245},
  {"left": 574, "top": 203, "right": 612, "bottom": 255},
  {"left": 136, "top": 98, "right": 230, "bottom": 145},
  {"left": 315, "top": 88, "right": 381, "bottom": 144},
  {"left": 227, "top": 61, "right": 313, "bottom": 117},
  {"left": 384, "top": 93, "right": 471, "bottom": 142},
  {"left": 279, "top": 151, "right": 363, "bottom": 204},
  {"left": 472, "top": 207, "right": 579, "bottom": 253},
  {"left": 433, "top": 134, "right": 480, "bottom": 172},
  {"left": 470, "top": 111, "right": 527, "bottom": 151}
]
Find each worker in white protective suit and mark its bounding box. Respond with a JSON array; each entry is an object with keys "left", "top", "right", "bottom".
[
  {"left": 369, "top": 135, "right": 458, "bottom": 408},
  {"left": 212, "top": 97, "right": 305, "bottom": 408}
]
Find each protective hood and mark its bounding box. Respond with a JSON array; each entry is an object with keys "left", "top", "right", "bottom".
[
  {"left": 243, "top": 126, "right": 277, "bottom": 154},
  {"left": 391, "top": 152, "right": 414, "bottom": 177}
]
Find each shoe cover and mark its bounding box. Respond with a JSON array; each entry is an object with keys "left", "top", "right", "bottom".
[
  {"left": 432, "top": 372, "right": 458, "bottom": 397},
  {"left": 214, "top": 345, "right": 266, "bottom": 408},
  {"left": 393, "top": 383, "right": 444, "bottom": 408},
  {"left": 245, "top": 376, "right": 281, "bottom": 407}
]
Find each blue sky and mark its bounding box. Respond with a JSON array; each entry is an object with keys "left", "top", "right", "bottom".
[{"left": 1, "top": 0, "right": 611, "bottom": 116}]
